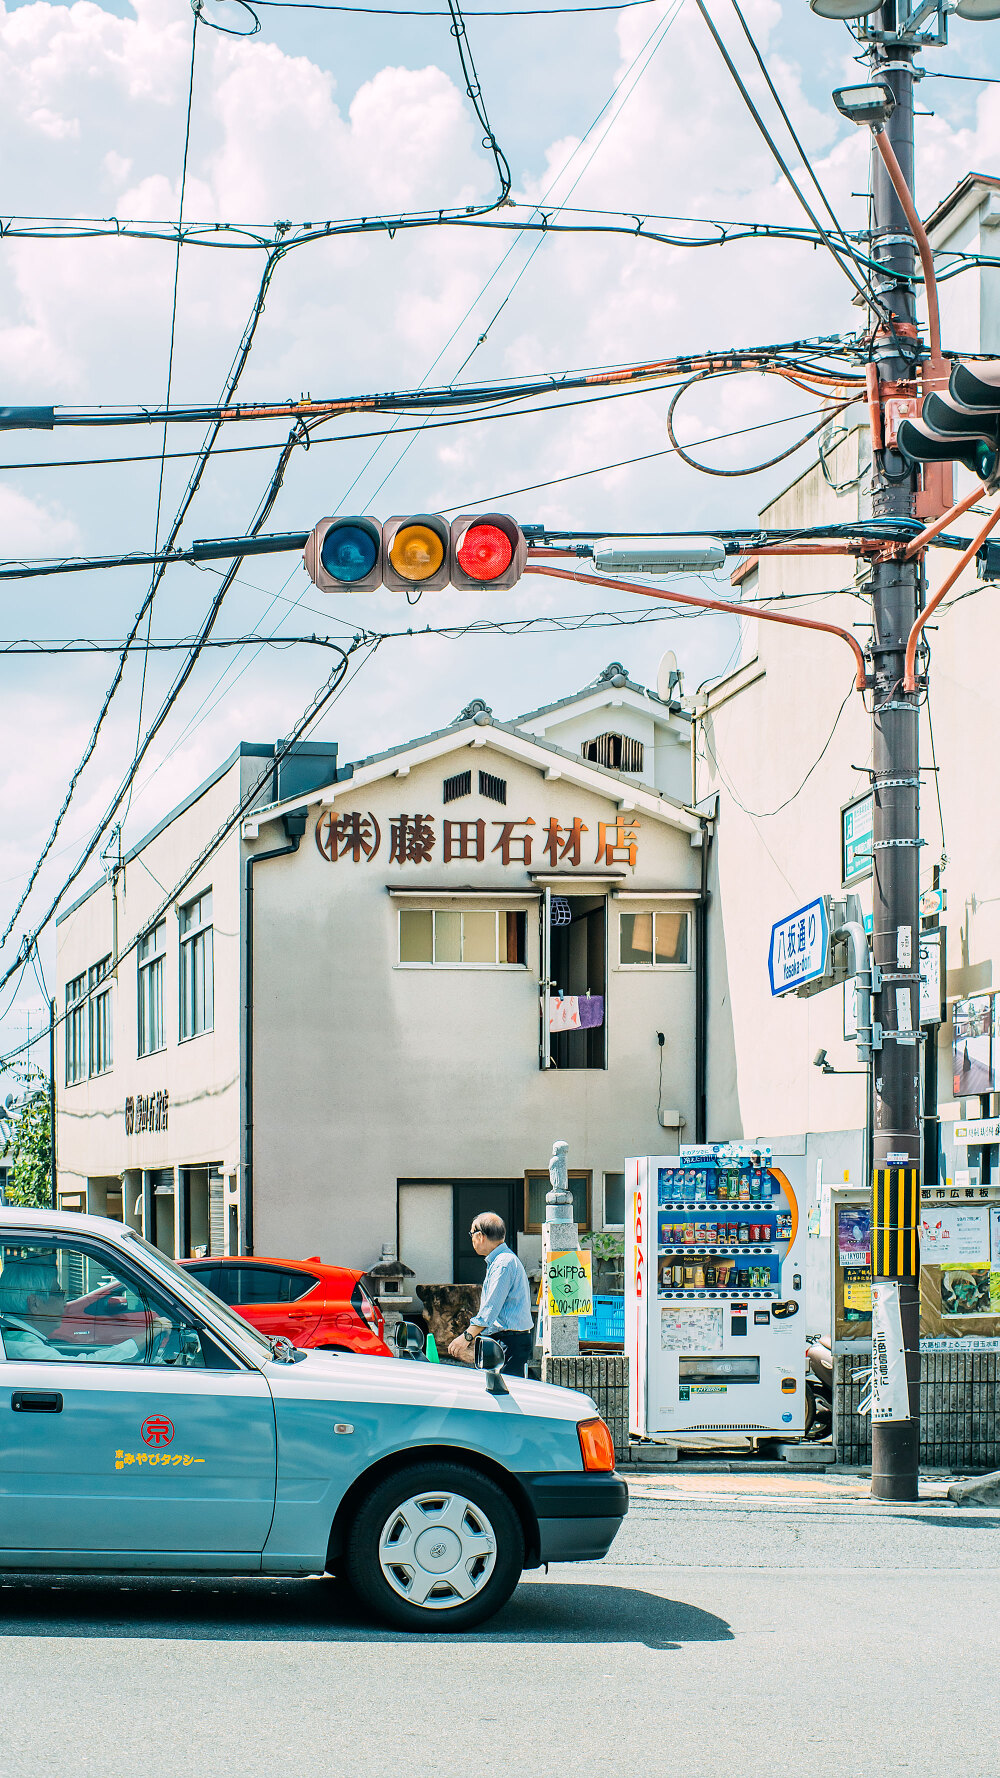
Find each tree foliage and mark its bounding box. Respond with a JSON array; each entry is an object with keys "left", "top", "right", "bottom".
[{"left": 5, "top": 1068, "right": 52, "bottom": 1208}]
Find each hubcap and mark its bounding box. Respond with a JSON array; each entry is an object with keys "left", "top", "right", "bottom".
[{"left": 377, "top": 1489, "right": 497, "bottom": 1610}]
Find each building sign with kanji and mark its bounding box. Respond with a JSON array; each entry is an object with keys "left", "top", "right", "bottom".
[
  {"left": 315, "top": 810, "right": 641, "bottom": 869},
  {"left": 768, "top": 896, "right": 830, "bottom": 996},
  {"left": 125, "top": 1090, "right": 169, "bottom": 1135}
]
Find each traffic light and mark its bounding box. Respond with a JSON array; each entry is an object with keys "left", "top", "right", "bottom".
[
  {"left": 449, "top": 513, "right": 527, "bottom": 590},
  {"left": 898, "top": 360, "right": 1000, "bottom": 487},
  {"left": 303, "top": 511, "right": 528, "bottom": 592},
  {"left": 382, "top": 514, "right": 452, "bottom": 592},
  {"left": 303, "top": 516, "right": 382, "bottom": 591}
]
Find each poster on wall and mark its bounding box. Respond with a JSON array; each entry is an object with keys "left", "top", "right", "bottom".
[
  {"left": 871, "top": 1281, "right": 910, "bottom": 1422},
  {"left": 941, "top": 1269, "right": 992, "bottom": 1317},
  {"left": 919, "top": 1206, "right": 990, "bottom": 1266},
  {"left": 843, "top": 1267, "right": 872, "bottom": 1319},
  {"left": 838, "top": 1204, "right": 871, "bottom": 1265},
  {"left": 953, "top": 995, "right": 993, "bottom": 1097},
  {"left": 660, "top": 1305, "right": 724, "bottom": 1353}
]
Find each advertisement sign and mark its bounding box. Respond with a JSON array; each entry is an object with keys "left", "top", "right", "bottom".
[
  {"left": 919, "top": 1206, "right": 990, "bottom": 1266},
  {"left": 660, "top": 1305, "right": 724, "bottom": 1353},
  {"left": 941, "top": 1269, "right": 992, "bottom": 1316},
  {"left": 953, "top": 994, "right": 993, "bottom": 1097},
  {"left": 843, "top": 1268, "right": 872, "bottom": 1318},
  {"left": 546, "top": 1249, "right": 593, "bottom": 1317},
  {"left": 841, "top": 791, "right": 873, "bottom": 886},
  {"left": 768, "top": 897, "right": 830, "bottom": 996},
  {"left": 871, "top": 1281, "right": 910, "bottom": 1422},
  {"left": 837, "top": 1204, "right": 871, "bottom": 1265}
]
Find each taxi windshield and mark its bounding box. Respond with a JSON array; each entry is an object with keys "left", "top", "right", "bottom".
[{"left": 119, "top": 1229, "right": 272, "bottom": 1363}]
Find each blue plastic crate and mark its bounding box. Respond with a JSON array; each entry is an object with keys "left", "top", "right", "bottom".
[{"left": 579, "top": 1294, "right": 624, "bottom": 1343}]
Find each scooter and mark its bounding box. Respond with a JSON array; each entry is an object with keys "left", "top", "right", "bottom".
[{"left": 804, "top": 1333, "right": 833, "bottom": 1439}]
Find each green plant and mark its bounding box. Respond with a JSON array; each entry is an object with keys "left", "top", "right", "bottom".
[
  {"left": 582, "top": 1230, "right": 625, "bottom": 1262},
  {"left": 5, "top": 1067, "right": 52, "bottom": 1208}
]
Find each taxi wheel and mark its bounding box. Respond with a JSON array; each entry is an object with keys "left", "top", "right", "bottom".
[{"left": 346, "top": 1462, "right": 524, "bottom": 1631}]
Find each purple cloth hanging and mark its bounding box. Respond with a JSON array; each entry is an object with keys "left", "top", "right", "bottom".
[{"left": 578, "top": 994, "right": 604, "bottom": 1029}]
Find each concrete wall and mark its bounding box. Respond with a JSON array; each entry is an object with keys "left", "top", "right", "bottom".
[
  {"left": 54, "top": 752, "right": 258, "bottom": 1233},
  {"left": 250, "top": 739, "right": 703, "bottom": 1273}
]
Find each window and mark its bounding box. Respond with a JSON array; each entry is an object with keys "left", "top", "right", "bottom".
[
  {"left": 524, "top": 1170, "right": 592, "bottom": 1234},
  {"left": 478, "top": 770, "right": 507, "bottom": 805},
  {"left": 137, "top": 922, "right": 166, "bottom": 1057},
  {"left": 398, "top": 908, "right": 526, "bottom": 966},
  {"left": 88, "top": 957, "right": 113, "bottom": 1076},
  {"left": 603, "top": 1171, "right": 626, "bottom": 1227},
  {"left": 443, "top": 770, "right": 472, "bottom": 803},
  {"left": 582, "top": 732, "right": 644, "bottom": 773},
  {"left": 179, "top": 890, "right": 213, "bottom": 1040},
  {"left": 0, "top": 1236, "right": 216, "bottom": 1368},
  {"left": 619, "top": 909, "right": 690, "bottom": 967},
  {"left": 65, "top": 973, "right": 87, "bottom": 1086}
]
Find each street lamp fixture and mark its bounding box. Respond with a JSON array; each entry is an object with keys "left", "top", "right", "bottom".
[
  {"left": 810, "top": 0, "right": 880, "bottom": 18},
  {"left": 954, "top": 0, "right": 1000, "bottom": 17},
  {"left": 592, "top": 537, "right": 726, "bottom": 574},
  {"left": 832, "top": 83, "right": 896, "bottom": 129}
]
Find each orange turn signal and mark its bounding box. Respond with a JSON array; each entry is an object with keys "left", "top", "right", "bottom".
[{"left": 577, "top": 1416, "right": 615, "bottom": 1472}]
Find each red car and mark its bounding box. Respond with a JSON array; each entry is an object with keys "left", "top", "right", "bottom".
[
  {"left": 181, "top": 1255, "right": 391, "bottom": 1357},
  {"left": 53, "top": 1254, "right": 391, "bottom": 1359}
]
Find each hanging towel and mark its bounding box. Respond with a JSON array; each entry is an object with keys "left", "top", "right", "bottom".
[
  {"left": 578, "top": 994, "right": 605, "bottom": 1029},
  {"left": 548, "top": 995, "right": 581, "bottom": 1032}
]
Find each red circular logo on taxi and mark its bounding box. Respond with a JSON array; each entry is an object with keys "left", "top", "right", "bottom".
[{"left": 141, "top": 1415, "right": 175, "bottom": 1447}]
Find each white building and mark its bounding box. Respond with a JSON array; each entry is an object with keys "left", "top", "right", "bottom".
[{"left": 55, "top": 667, "right": 715, "bottom": 1281}]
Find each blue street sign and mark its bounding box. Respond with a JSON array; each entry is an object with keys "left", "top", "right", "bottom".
[{"left": 768, "top": 897, "right": 830, "bottom": 996}]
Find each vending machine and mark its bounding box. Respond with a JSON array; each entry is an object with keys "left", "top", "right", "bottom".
[{"left": 626, "top": 1143, "right": 807, "bottom": 1439}]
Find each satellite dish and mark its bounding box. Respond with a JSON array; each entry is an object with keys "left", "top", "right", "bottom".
[{"left": 656, "top": 649, "right": 680, "bottom": 703}]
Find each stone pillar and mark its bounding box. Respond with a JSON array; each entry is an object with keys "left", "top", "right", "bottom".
[{"left": 543, "top": 1138, "right": 579, "bottom": 1357}]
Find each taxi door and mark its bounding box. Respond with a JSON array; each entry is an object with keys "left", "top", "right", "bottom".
[{"left": 0, "top": 1235, "right": 277, "bottom": 1566}]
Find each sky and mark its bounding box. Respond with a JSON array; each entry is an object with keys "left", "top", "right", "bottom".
[{"left": 1, "top": 0, "right": 999, "bottom": 1072}]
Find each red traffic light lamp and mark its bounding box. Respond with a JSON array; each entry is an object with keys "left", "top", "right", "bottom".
[
  {"left": 450, "top": 513, "right": 527, "bottom": 590},
  {"left": 303, "top": 516, "right": 382, "bottom": 591}
]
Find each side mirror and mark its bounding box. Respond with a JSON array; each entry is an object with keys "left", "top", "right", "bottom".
[
  {"left": 393, "top": 1320, "right": 426, "bottom": 1359},
  {"left": 474, "top": 1335, "right": 509, "bottom": 1396}
]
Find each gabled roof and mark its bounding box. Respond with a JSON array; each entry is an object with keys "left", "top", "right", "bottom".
[
  {"left": 509, "top": 667, "right": 688, "bottom": 730},
  {"left": 244, "top": 714, "right": 704, "bottom": 839}
]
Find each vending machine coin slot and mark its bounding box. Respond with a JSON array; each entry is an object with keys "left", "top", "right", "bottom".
[{"left": 754, "top": 1310, "right": 770, "bottom": 1325}]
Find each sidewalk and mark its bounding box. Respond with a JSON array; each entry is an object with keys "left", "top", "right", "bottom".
[{"left": 622, "top": 1467, "right": 965, "bottom": 1506}]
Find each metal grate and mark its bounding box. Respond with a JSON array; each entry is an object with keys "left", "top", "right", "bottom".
[
  {"left": 581, "top": 732, "right": 644, "bottom": 773},
  {"left": 478, "top": 770, "right": 507, "bottom": 804},
  {"left": 543, "top": 1354, "right": 628, "bottom": 1459},
  {"left": 834, "top": 1350, "right": 1000, "bottom": 1468},
  {"left": 443, "top": 770, "right": 472, "bottom": 804}
]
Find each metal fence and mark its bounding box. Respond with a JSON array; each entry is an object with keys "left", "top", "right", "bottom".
[
  {"left": 542, "top": 1354, "right": 629, "bottom": 1460},
  {"left": 835, "top": 1351, "right": 1000, "bottom": 1469}
]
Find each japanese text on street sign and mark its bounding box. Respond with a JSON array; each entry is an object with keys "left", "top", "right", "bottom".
[
  {"left": 545, "top": 1249, "right": 593, "bottom": 1317},
  {"left": 768, "top": 897, "right": 829, "bottom": 996}
]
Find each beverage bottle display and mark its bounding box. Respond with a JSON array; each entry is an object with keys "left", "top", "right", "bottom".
[
  {"left": 671, "top": 1261, "right": 684, "bottom": 1286},
  {"left": 693, "top": 1264, "right": 705, "bottom": 1288},
  {"left": 704, "top": 1263, "right": 717, "bottom": 1288}
]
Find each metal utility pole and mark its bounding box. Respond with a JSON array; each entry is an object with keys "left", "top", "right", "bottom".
[{"left": 867, "top": 6, "right": 922, "bottom": 1501}]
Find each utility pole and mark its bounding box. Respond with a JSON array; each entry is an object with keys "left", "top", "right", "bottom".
[{"left": 867, "top": 3, "right": 922, "bottom": 1501}]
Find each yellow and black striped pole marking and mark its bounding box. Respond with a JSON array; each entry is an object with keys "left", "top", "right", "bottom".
[{"left": 872, "top": 1167, "right": 920, "bottom": 1279}]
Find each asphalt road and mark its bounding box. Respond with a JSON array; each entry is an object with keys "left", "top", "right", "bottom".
[{"left": 1, "top": 1485, "right": 997, "bottom": 1778}]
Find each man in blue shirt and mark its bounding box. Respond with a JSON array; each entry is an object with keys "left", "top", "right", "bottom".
[{"left": 448, "top": 1213, "right": 534, "bottom": 1377}]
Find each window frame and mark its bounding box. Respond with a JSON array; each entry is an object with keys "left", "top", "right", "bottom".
[
  {"left": 0, "top": 1233, "right": 239, "bottom": 1370},
  {"left": 65, "top": 972, "right": 88, "bottom": 1087},
  {"left": 602, "top": 1170, "right": 627, "bottom": 1230},
  {"left": 617, "top": 907, "right": 692, "bottom": 970},
  {"left": 87, "top": 956, "right": 113, "bottom": 1078},
  {"left": 396, "top": 906, "right": 527, "bottom": 970},
  {"left": 137, "top": 921, "right": 166, "bottom": 1059},
  {"left": 178, "top": 889, "right": 214, "bottom": 1042},
  {"left": 523, "top": 1169, "right": 592, "bottom": 1236}
]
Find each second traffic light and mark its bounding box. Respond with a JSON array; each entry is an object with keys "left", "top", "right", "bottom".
[
  {"left": 303, "top": 512, "right": 527, "bottom": 593},
  {"left": 898, "top": 359, "right": 1000, "bottom": 486}
]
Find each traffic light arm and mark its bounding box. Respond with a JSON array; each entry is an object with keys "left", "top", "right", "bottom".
[
  {"left": 872, "top": 124, "right": 943, "bottom": 377},
  {"left": 903, "top": 496, "right": 1000, "bottom": 691},
  {"left": 524, "top": 562, "right": 869, "bottom": 689}
]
